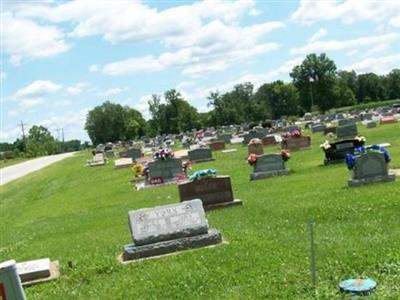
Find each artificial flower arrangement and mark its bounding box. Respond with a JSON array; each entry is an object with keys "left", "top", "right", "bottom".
[
  {"left": 320, "top": 140, "right": 331, "bottom": 150},
  {"left": 132, "top": 163, "right": 144, "bottom": 177},
  {"left": 154, "top": 148, "right": 174, "bottom": 160},
  {"left": 247, "top": 150, "right": 291, "bottom": 166},
  {"left": 354, "top": 135, "right": 366, "bottom": 143},
  {"left": 345, "top": 145, "right": 391, "bottom": 170},
  {"left": 283, "top": 129, "right": 304, "bottom": 139},
  {"left": 188, "top": 168, "right": 217, "bottom": 181}
]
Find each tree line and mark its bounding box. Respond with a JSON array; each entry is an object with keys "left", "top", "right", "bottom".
[
  {"left": 85, "top": 53, "right": 400, "bottom": 144},
  {"left": 0, "top": 125, "right": 87, "bottom": 160}
]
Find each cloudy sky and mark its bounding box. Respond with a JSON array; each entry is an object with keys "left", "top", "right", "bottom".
[{"left": 2, "top": 0, "right": 400, "bottom": 142}]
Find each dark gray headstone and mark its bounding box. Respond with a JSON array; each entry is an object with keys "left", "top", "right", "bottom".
[
  {"left": 250, "top": 154, "right": 289, "bottom": 180},
  {"left": 188, "top": 148, "right": 214, "bottom": 163},
  {"left": 349, "top": 152, "right": 395, "bottom": 187},
  {"left": 148, "top": 159, "right": 183, "bottom": 181},
  {"left": 217, "top": 133, "right": 232, "bottom": 144},
  {"left": 311, "top": 123, "right": 326, "bottom": 133},
  {"left": 124, "top": 148, "right": 142, "bottom": 160},
  {"left": 336, "top": 124, "right": 358, "bottom": 140}
]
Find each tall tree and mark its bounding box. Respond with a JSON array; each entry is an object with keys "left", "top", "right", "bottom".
[
  {"left": 290, "top": 53, "right": 337, "bottom": 112},
  {"left": 85, "top": 101, "right": 145, "bottom": 144},
  {"left": 26, "top": 125, "right": 57, "bottom": 157},
  {"left": 357, "top": 73, "right": 386, "bottom": 102},
  {"left": 384, "top": 69, "right": 400, "bottom": 100}
]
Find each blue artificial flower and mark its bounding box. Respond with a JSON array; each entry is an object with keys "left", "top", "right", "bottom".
[{"left": 345, "top": 153, "right": 356, "bottom": 170}]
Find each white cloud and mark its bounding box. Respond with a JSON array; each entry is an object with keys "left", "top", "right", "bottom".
[
  {"left": 308, "top": 28, "right": 327, "bottom": 42},
  {"left": 101, "top": 20, "right": 282, "bottom": 76},
  {"left": 1, "top": 13, "right": 70, "bottom": 65},
  {"left": 291, "top": 0, "right": 400, "bottom": 26},
  {"left": 66, "top": 82, "right": 88, "bottom": 95},
  {"left": 15, "top": 0, "right": 258, "bottom": 44},
  {"left": 291, "top": 33, "right": 399, "bottom": 55},
  {"left": 343, "top": 54, "right": 400, "bottom": 74},
  {"left": 390, "top": 16, "right": 400, "bottom": 28},
  {"left": 15, "top": 80, "right": 62, "bottom": 99},
  {"left": 89, "top": 64, "right": 99, "bottom": 72},
  {"left": 100, "top": 87, "right": 127, "bottom": 97},
  {"left": 0, "top": 72, "right": 6, "bottom": 80},
  {"left": 18, "top": 98, "right": 45, "bottom": 110}
]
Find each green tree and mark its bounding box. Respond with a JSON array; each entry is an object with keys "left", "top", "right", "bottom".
[
  {"left": 357, "top": 73, "right": 386, "bottom": 102},
  {"left": 26, "top": 125, "right": 57, "bottom": 157},
  {"left": 384, "top": 69, "right": 400, "bottom": 100},
  {"left": 85, "top": 101, "right": 145, "bottom": 144},
  {"left": 290, "top": 53, "right": 337, "bottom": 112},
  {"left": 253, "top": 81, "right": 299, "bottom": 119}
]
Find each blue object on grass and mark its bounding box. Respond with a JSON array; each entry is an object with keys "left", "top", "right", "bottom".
[{"left": 339, "top": 278, "right": 377, "bottom": 294}]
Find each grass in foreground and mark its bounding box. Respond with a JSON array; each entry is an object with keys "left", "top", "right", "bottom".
[
  {"left": 1, "top": 124, "right": 399, "bottom": 299},
  {"left": 0, "top": 157, "right": 31, "bottom": 169}
]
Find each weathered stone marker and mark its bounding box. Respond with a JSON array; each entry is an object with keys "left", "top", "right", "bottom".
[
  {"left": 348, "top": 152, "right": 395, "bottom": 187},
  {"left": 281, "top": 136, "right": 311, "bottom": 151},
  {"left": 148, "top": 158, "right": 183, "bottom": 182},
  {"left": 336, "top": 124, "right": 358, "bottom": 140},
  {"left": 16, "top": 259, "right": 51, "bottom": 283},
  {"left": 122, "top": 199, "right": 222, "bottom": 261},
  {"left": 188, "top": 148, "right": 214, "bottom": 163},
  {"left": 178, "top": 176, "right": 242, "bottom": 209},
  {"left": 250, "top": 154, "right": 290, "bottom": 180},
  {"left": 208, "top": 140, "right": 225, "bottom": 151},
  {"left": 323, "top": 139, "right": 364, "bottom": 165}
]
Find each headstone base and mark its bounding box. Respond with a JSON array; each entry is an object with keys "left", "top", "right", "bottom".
[
  {"left": 250, "top": 169, "right": 290, "bottom": 181},
  {"left": 348, "top": 174, "right": 396, "bottom": 187},
  {"left": 122, "top": 228, "right": 222, "bottom": 261},
  {"left": 20, "top": 261, "right": 60, "bottom": 286},
  {"left": 323, "top": 159, "right": 344, "bottom": 165},
  {"left": 135, "top": 178, "right": 185, "bottom": 190},
  {"left": 86, "top": 161, "right": 106, "bottom": 167},
  {"left": 204, "top": 199, "right": 243, "bottom": 210},
  {"left": 191, "top": 158, "right": 215, "bottom": 164}
]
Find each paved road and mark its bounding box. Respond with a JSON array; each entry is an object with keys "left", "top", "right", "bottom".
[{"left": 0, "top": 152, "right": 76, "bottom": 186}]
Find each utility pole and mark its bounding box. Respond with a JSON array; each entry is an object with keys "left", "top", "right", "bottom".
[
  {"left": 55, "top": 128, "right": 61, "bottom": 141},
  {"left": 61, "top": 128, "right": 64, "bottom": 143},
  {"left": 18, "top": 120, "right": 27, "bottom": 140}
]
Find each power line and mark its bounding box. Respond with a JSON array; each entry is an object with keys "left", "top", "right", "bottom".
[{"left": 18, "top": 120, "right": 27, "bottom": 140}]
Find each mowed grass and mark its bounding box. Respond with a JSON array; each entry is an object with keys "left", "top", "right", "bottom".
[
  {"left": 0, "top": 157, "right": 31, "bottom": 169},
  {"left": 1, "top": 123, "right": 399, "bottom": 299}
]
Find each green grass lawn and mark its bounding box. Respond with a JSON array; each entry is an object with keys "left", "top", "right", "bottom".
[
  {"left": 1, "top": 123, "right": 399, "bottom": 299},
  {"left": 0, "top": 157, "right": 31, "bottom": 169}
]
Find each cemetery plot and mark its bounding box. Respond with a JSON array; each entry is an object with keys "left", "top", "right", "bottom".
[
  {"left": 114, "top": 158, "right": 134, "bottom": 169},
  {"left": 207, "top": 141, "right": 226, "bottom": 151},
  {"left": 86, "top": 153, "right": 106, "bottom": 167},
  {"left": 249, "top": 154, "right": 290, "bottom": 181},
  {"left": 122, "top": 199, "right": 222, "bottom": 261},
  {"left": 16, "top": 258, "right": 60, "bottom": 286},
  {"left": 178, "top": 176, "right": 242, "bottom": 210},
  {"left": 121, "top": 148, "right": 143, "bottom": 160},
  {"left": 281, "top": 135, "right": 311, "bottom": 151},
  {"left": 347, "top": 152, "right": 395, "bottom": 187},
  {"left": 188, "top": 148, "right": 215, "bottom": 163},
  {"left": 321, "top": 139, "right": 365, "bottom": 165},
  {"left": 261, "top": 135, "right": 278, "bottom": 147},
  {"left": 336, "top": 124, "right": 358, "bottom": 140}
]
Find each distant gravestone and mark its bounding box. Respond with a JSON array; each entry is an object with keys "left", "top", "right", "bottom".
[
  {"left": 122, "top": 199, "right": 222, "bottom": 261},
  {"left": 217, "top": 133, "right": 232, "bottom": 144},
  {"left": 114, "top": 158, "right": 133, "bottom": 169},
  {"left": 311, "top": 123, "right": 326, "bottom": 133},
  {"left": 148, "top": 158, "right": 183, "bottom": 183},
  {"left": 338, "top": 119, "right": 356, "bottom": 127},
  {"left": 323, "top": 127, "right": 337, "bottom": 135},
  {"left": 348, "top": 152, "right": 395, "bottom": 187},
  {"left": 124, "top": 148, "right": 142, "bottom": 160},
  {"left": 262, "top": 135, "right": 277, "bottom": 146},
  {"left": 208, "top": 140, "right": 225, "bottom": 151},
  {"left": 285, "top": 125, "right": 300, "bottom": 133},
  {"left": 188, "top": 148, "right": 214, "bottom": 163},
  {"left": 281, "top": 136, "right": 311, "bottom": 151},
  {"left": 366, "top": 121, "right": 377, "bottom": 128},
  {"left": 336, "top": 124, "right": 358, "bottom": 140},
  {"left": 16, "top": 258, "right": 59, "bottom": 285},
  {"left": 243, "top": 130, "right": 264, "bottom": 144},
  {"left": 250, "top": 154, "right": 290, "bottom": 180},
  {"left": 380, "top": 115, "right": 397, "bottom": 125},
  {"left": 87, "top": 153, "right": 105, "bottom": 167},
  {"left": 178, "top": 176, "right": 242, "bottom": 209}
]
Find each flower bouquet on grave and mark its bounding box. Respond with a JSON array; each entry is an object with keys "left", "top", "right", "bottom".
[
  {"left": 154, "top": 148, "right": 174, "bottom": 160},
  {"left": 247, "top": 153, "right": 258, "bottom": 166},
  {"left": 131, "top": 163, "right": 144, "bottom": 178},
  {"left": 188, "top": 169, "right": 217, "bottom": 181},
  {"left": 354, "top": 135, "right": 366, "bottom": 143},
  {"left": 182, "top": 160, "right": 192, "bottom": 175},
  {"left": 320, "top": 140, "right": 331, "bottom": 150},
  {"left": 345, "top": 145, "right": 391, "bottom": 170},
  {"left": 281, "top": 149, "right": 291, "bottom": 162}
]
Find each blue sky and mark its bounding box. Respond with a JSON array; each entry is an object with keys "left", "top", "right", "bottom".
[{"left": 2, "top": 0, "right": 400, "bottom": 142}]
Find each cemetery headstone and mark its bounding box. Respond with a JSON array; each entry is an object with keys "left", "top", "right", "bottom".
[
  {"left": 217, "top": 133, "right": 232, "bottom": 144},
  {"left": 87, "top": 153, "right": 106, "bottom": 166},
  {"left": 261, "top": 135, "right": 278, "bottom": 146},
  {"left": 366, "top": 121, "right": 377, "bottom": 128},
  {"left": 323, "top": 126, "right": 337, "bottom": 135},
  {"left": 178, "top": 176, "right": 242, "bottom": 209},
  {"left": 348, "top": 152, "right": 395, "bottom": 187},
  {"left": 322, "top": 139, "right": 364, "bottom": 165},
  {"left": 250, "top": 154, "right": 290, "bottom": 180},
  {"left": 336, "top": 123, "right": 358, "bottom": 140},
  {"left": 208, "top": 140, "right": 225, "bottom": 151},
  {"left": 122, "top": 199, "right": 222, "bottom": 261},
  {"left": 124, "top": 148, "right": 143, "bottom": 160},
  {"left": 248, "top": 139, "right": 264, "bottom": 155},
  {"left": 115, "top": 158, "right": 134, "bottom": 169},
  {"left": 188, "top": 148, "right": 214, "bottom": 163},
  {"left": 281, "top": 136, "right": 311, "bottom": 151},
  {"left": 147, "top": 158, "right": 184, "bottom": 184},
  {"left": 311, "top": 123, "right": 326, "bottom": 133}
]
